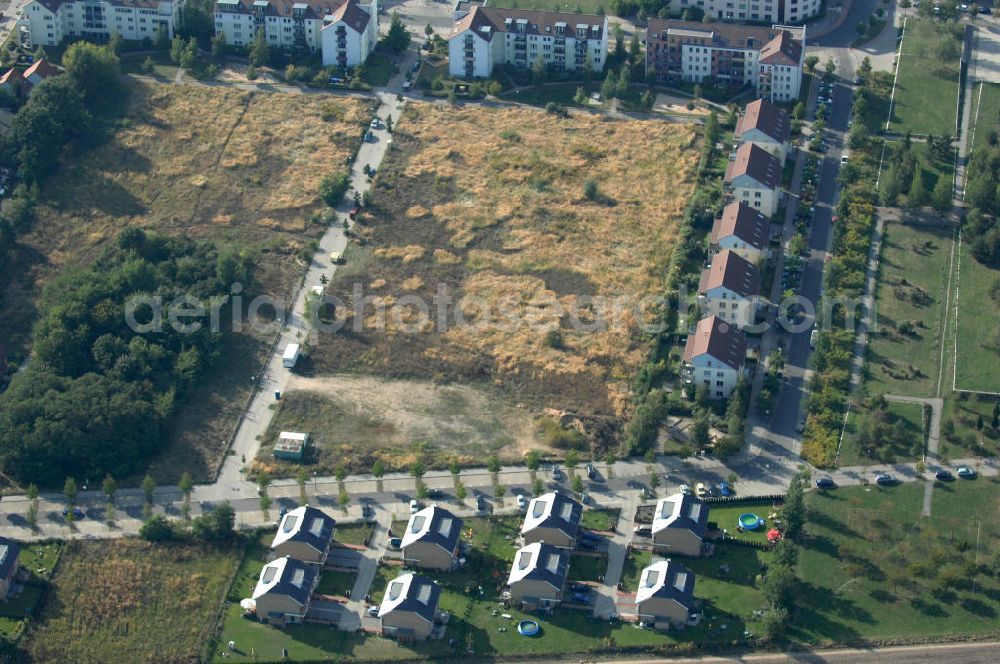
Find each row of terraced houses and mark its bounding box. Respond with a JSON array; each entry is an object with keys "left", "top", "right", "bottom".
[{"left": 17, "top": 0, "right": 380, "bottom": 69}]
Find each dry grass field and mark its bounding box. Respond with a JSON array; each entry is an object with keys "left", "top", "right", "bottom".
[
  {"left": 312, "top": 104, "right": 697, "bottom": 450},
  {"left": 0, "top": 81, "right": 374, "bottom": 482},
  {"left": 21, "top": 539, "right": 240, "bottom": 664}
]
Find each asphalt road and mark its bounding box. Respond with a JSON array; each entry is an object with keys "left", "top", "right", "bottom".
[
  {"left": 816, "top": 0, "right": 882, "bottom": 48},
  {"left": 762, "top": 77, "right": 854, "bottom": 445}
]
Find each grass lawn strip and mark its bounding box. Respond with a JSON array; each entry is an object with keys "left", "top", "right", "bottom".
[
  {"left": 971, "top": 81, "right": 1000, "bottom": 152},
  {"left": 890, "top": 19, "right": 961, "bottom": 135},
  {"left": 954, "top": 239, "right": 1000, "bottom": 393}
]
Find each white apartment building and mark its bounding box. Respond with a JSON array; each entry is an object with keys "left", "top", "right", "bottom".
[
  {"left": 19, "top": 0, "right": 182, "bottom": 48},
  {"left": 698, "top": 249, "right": 761, "bottom": 329},
  {"left": 709, "top": 201, "right": 770, "bottom": 265},
  {"left": 724, "top": 142, "right": 782, "bottom": 217},
  {"left": 666, "top": 0, "right": 822, "bottom": 24},
  {"left": 214, "top": 0, "right": 376, "bottom": 68},
  {"left": 448, "top": 3, "right": 607, "bottom": 79},
  {"left": 683, "top": 315, "right": 747, "bottom": 399},
  {"left": 734, "top": 97, "right": 789, "bottom": 163}
]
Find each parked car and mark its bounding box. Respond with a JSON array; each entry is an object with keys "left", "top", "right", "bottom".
[
  {"left": 633, "top": 524, "right": 652, "bottom": 537},
  {"left": 426, "top": 488, "right": 442, "bottom": 499},
  {"left": 840, "top": 154, "right": 850, "bottom": 165},
  {"left": 875, "top": 473, "right": 896, "bottom": 486},
  {"left": 411, "top": 60, "right": 421, "bottom": 72},
  {"left": 934, "top": 470, "right": 954, "bottom": 482},
  {"left": 62, "top": 507, "right": 85, "bottom": 520},
  {"left": 349, "top": 206, "right": 360, "bottom": 220},
  {"left": 571, "top": 591, "right": 592, "bottom": 604},
  {"left": 476, "top": 494, "right": 487, "bottom": 511},
  {"left": 957, "top": 466, "right": 977, "bottom": 479},
  {"left": 369, "top": 118, "right": 381, "bottom": 129},
  {"left": 815, "top": 477, "right": 836, "bottom": 489},
  {"left": 695, "top": 483, "right": 709, "bottom": 498},
  {"left": 586, "top": 464, "right": 596, "bottom": 479},
  {"left": 388, "top": 537, "right": 402, "bottom": 549},
  {"left": 367, "top": 606, "right": 380, "bottom": 617},
  {"left": 552, "top": 467, "right": 564, "bottom": 481},
  {"left": 718, "top": 482, "right": 733, "bottom": 497},
  {"left": 409, "top": 499, "right": 420, "bottom": 513},
  {"left": 679, "top": 484, "right": 692, "bottom": 496},
  {"left": 517, "top": 494, "right": 527, "bottom": 509}
]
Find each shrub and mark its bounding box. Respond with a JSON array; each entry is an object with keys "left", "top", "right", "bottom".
[{"left": 319, "top": 171, "right": 350, "bottom": 207}]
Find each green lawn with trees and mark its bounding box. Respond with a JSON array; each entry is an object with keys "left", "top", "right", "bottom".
[
  {"left": 838, "top": 398, "right": 925, "bottom": 466},
  {"left": 791, "top": 480, "right": 1000, "bottom": 642},
  {"left": 971, "top": 81, "right": 1000, "bottom": 152},
  {"left": 889, "top": 19, "right": 963, "bottom": 135}
]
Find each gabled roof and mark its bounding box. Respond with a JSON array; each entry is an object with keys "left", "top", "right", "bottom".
[
  {"left": 449, "top": 4, "right": 605, "bottom": 41},
  {"left": 401, "top": 506, "right": 462, "bottom": 556},
  {"left": 725, "top": 143, "right": 781, "bottom": 190},
  {"left": 710, "top": 202, "right": 769, "bottom": 251},
  {"left": 508, "top": 542, "right": 568, "bottom": 590},
  {"left": 651, "top": 494, "right": 709, "bottom": 538},
  {"left": 35, "top": 0, "right": 171, "bottom": 10},
  {"left": 252, "top": 556, "right": 317, "bottom": 606},
  {"left": 322, "top": 0, "right": 370, "bottom": 33},
  {"left": 635, "top": 559, "right": 696, "bottom": 609},
  {"left": 736, "top": 98, "right": 789, "bottom": 145},
  {"left": 0, "top": 68, "right": 20, "bottom": 86},
  {"left": 377, "top": 573, "right": 440, "bottom": 623},
  {"left": 699, "top": 250, "right": 760, "bottom": 299},
  {"left": 0, "top": 537, "right": 20, "bottom": 580},
  {"left": 214, "top": 0, "right": 338, "bottom": 19},
  {"left": 683, "top": 315, "right": 747, "bottom": 370},
  {"left": 23, "top": 59, "right": 60, "bottom": 82},
  {"left": 271, "top": 505, "right": 336, "bottom": 555},
  {"left": 521, "top": 491, "right": 581, "bottom": 540},
  {"left": 760, "top": 31, "right": 802, "bottom": 67}
]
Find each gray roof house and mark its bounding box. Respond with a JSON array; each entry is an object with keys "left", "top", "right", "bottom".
[
  {"left": 378, "top": 573, "right": 441, "bottom": 642},
  {"left": 651, "top": 494, "right": 710, "bottom": 557},
  {"left": 401, "top": 506, "right": 463, "bottom": 571},
  {"left": 521, "top": 491, "right": 582, "bottom": 548},
  {"left": 0, "top": 537, "right": 20, "bottom": 599},
  {"left": 251, "top": 555, "right": 319, "bottom": 624},
  {"left": 634, "top": 559, "right": 696, "bottom": 628},
  {"left": 507, "top": 541, "right": 569, "bottom": 608},
  {"left": 271, "top": 505, "right": 337, "bottom": 564}
]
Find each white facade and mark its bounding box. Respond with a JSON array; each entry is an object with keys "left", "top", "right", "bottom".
[
  {"left": 730, "top": 178, "right": 779, "bottom": 217},
  {"left": 686, "top": 351, "right": 743, "bottom": 399},
  {"left": 715, "top": 233, "right": 765, "bottom": 264},
  {"left": 700, "top": 285, "right": 758, "bottom": 329},
  {"left": 448, "top": 6, "right": 607, "bottom": 79},
  {"left": 19, "top": 0, "right": 181, "bottom": 48},
  {"left": 759, "top": 60, "right": 801, "bottom": 102},
  {"left": 320, "top": 1, "right": 378, "bottom": 69},
  {"left": 667, "top": 0, "right": 822, "bottom": 24}
]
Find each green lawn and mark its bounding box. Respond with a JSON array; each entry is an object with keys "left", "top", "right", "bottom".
[
  {"left": 567, "top": 554, "right": 606, "bottom": 583},
  {"left": 361, "top": 53, "right": 394, "bottom": 87},
  {"left": 939, "top": 393, "right": 1000, "bottom": 459},
  {"left": 791, "top": 482, "right": 1000, "bottom": 643},
  {"left": 839, "top": 399, "right": 926, "bottom": 466},
  {"left": 0, "top": 542, "right": 62, "bottom": 639},
  {"left": 889, "top": 19, "right": 962, "bottom": 135},
  {"left": 876, "top": 141, "right": 954, "bottom": 205},
  {"left": 120, "top": 51, "right": 180, "bottom": 79},
  {"left": 866, "top": 222, "right": 955, "bottom": 397},
  {"left": 954, "top": 240, "right": 1000, "bottom": 393},
  {"left": 489, "top": 0, "right": 607, "bottom": 13},
  {"left": 336, "top": 522, "right": 375, "bottom": 547},
  {"left": 580, "top": 508, "right": 619, "bottom": 532},
  {"left": 707, "top": 500, "right": 784, "bottom": 544},
  {"left": 971, "top": 81, "right": 1000, "bottom": 152},
  {"left": 316, "top": 569, "right": 356, "bottom": 597}
]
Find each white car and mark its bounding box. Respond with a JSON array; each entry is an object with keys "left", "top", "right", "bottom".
[
  {"left": 695, "top": 483, "right": 709, "bottom": 498},
  {"left": 679, "top": 484, "right": 692, "bottom": 496},
  {"left": 516, "top": 494, "right": 527, "bottom": 509},
  {"left": 370, "top": 118, "right": 381, "bottom": 129},
  {"left": 409, "top": 499, "right": 420, "bottom": 513}
]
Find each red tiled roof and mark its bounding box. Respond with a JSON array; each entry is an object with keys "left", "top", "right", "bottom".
[
  {"left": 736, "top": 98, "right": 789, "bottom": 145},
  {"left": 449, "top": 4, "right": 605, "bottom": 41},
  {"left": 646, "top": 18, "right": 792, "bottom": 50},
  {"left": 323, "top": 0, "right": 369, "bottom": 33},
  {"left": 725, "top": 143, "right": 781, "bottom": 190},
  {"left": 760, "top": 31, "right": 802, "bottom": 67},
  {"left": 710, "top": 202, "right": 769, "bottom": 251},
  {"left": 699, "top": 250, "right": 760, "bottom": 299},
  {"left": 683, "top": 315, "right": 747, "bottom": 370},
  {"left": 22, "top": 59, "right": 60, "bottom": 81}
]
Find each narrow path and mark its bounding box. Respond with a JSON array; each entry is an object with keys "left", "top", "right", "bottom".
[{"left": 884, "top": 395, "right": 942, "bottom": 516}]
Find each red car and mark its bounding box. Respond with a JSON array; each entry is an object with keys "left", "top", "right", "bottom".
[{"left": 349, "top": 207, "right": 360, "bottom": 220}]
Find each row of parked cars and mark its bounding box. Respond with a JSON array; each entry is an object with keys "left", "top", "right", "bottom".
[{"left": 815, "top": 466, "right": 978, "bottom": 489}]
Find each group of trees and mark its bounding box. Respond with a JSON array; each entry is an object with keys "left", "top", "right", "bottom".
[
  {"left": 758, "top": 468, "right": 809, "bottom": 640},
  {"left": 880, "top": 135, "right": 953, "bottom": 211},
  {"left": 960, "top": 143, "right": 1000, "bottom": 267},
  {"left": 854, "top": 395, "right": 922, "bottom": 462},
  {"left": 0, "top": 228, "right": 253, "bottom": 485}
]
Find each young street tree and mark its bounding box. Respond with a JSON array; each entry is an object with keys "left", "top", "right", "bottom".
[
  {"left": 103, "top": 474, "right": 117, "bottom": 524},
  {"left": 383, "top": 12, "right": 412, "bottom": 54},
  {"left": 179, "top": 471, "right": 193, "bottom": 522},
  {"left": 296, "top": 467, "right": 309, "bottom": 506},
  {"left": 26, "top": 483, "right": 39, "bottom": 530}
]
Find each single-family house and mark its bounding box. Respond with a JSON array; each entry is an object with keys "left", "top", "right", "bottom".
[
  {"left": 377, "top": 573, "right": 441, "bottom": 642},
  {"left": 698, "top": 250, "right": 761, "bottom": 329},
  {"left": 651, "top": 493, "right": 709, "bottom": 557},
  {"left": 270, "top": 505, "right": 336, "bottom": 565},
  {"left": 521, "top": 491, "right": 582, "bottom": 549},
  {"left": 507, "top": 541, "right": 568, "bottom": 609},
  {"left": 401, "top": 506, "right": 463, "bottom": 571},
  {"left": 0, "top": 537, "right": 21, "bottom": 599},
  {"left": 709, "top": 201, "right": 769, "bottom": 265},
  {"left": 634, "top": 559, "right": 696, "bottom": 629},
  {"left": 735, "top": 98, "right": 790, "bottom": 163},
  {"left": 251, "top": 555, "right": 319, "bottom": 625},
  {"left": 725, "top": 143, "right": 782, "bottom": 217},
  {"left": 682, "top": 315, "right": 747, "bottom": 399}
]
